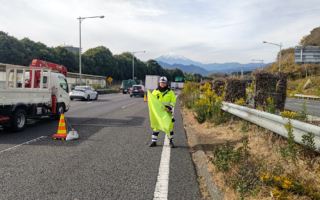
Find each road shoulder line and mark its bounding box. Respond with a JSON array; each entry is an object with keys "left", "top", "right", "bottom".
[{"left": 153, "top": 136, "right": 171, "bottom": 200}]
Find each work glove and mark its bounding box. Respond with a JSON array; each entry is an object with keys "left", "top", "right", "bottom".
[{"left": 165, "top": 106, "right": 173, "bottom": 113}]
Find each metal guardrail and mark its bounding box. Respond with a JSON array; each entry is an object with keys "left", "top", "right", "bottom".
[
  {"left": 294, "top": 94, "right": 320, "bottom": 100},
  {"left": 221, "top": 102, "right": 320, "bottom": 152}
]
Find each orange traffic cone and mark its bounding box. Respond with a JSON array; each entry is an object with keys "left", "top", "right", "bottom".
[
  {"left": 52, "top": 114, "right": 67, "bottom": 140},
  {"left": 143, "top": 94, "right": 147, "bottom": 102}
]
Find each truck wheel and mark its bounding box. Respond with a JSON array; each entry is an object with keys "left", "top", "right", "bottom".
[
  {"left": 87, "top": 95, "right": 90, "bottom": 101},
  {"left": 55, "top": 104, "right": 64, "bottom": 120},
  {"left": 11, "top": 109, "right": 27, "bottom": 132}
]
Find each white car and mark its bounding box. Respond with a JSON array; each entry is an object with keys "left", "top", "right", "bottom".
[{"left": 69, "top": 86, "right": 98, "bottom": 101}]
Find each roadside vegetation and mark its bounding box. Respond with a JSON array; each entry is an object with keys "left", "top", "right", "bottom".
[
  {"left": 266, "top": 27, "right": 320, "bottom": 97},
  {"left": 91, "top": 85, "right": 121, "bottom": 94},
  {"left": 180, "top": 81, "right": 320, "bottom": 200}
]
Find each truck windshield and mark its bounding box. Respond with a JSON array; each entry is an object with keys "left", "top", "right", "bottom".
[{"left": 59, "top": 77, "right": 69, "bottom": 93}]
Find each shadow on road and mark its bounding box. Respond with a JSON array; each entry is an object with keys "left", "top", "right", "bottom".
[{"left": 0, "top": 116, "right": 147, "bottom": 148}]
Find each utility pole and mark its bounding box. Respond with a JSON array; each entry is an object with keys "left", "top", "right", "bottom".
[
  {"left": 241, "top": 67, "right": 243, "bottom": 79},
  {"left": 132, "top": 51, "right": 146, "bottom": 80}
]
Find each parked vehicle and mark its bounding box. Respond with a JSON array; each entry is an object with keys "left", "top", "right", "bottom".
[
  {"left": 171, "top": 82, "right": 177, "bottom": 89},
  {"left": 177, "top": 82, "right": 185, "bottom": 89},
  {"left": 69, "top": 86, "right": 98, "bottom": 101},
  {"left": 145, "top": 75, "right": 160, "bottom": 92},
  {"left": 119, "top": 80, "right": 136, "bottom": 94},
  {"left": 130, "top": 85, "right": 146, "bottom": 97},
  {"left": 0, "top": 63, "right": 70, "bottom": 132}
]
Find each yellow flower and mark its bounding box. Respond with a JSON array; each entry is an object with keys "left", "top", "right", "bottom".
[
  {"left": 235, "top": 98, "right": 245, "bottom": 105},
  {"left": 267, "top": 97, "right": 272, "bottom": 103},
  {"left": 282, "top": 110, "right": 296, "bottom": 119},
  {"left": 282, "top": 179, "right": 293, "bottom": 189}
]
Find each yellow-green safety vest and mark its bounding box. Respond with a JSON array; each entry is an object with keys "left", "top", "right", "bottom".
[{"left": 152, "top": 89, "right": 176, "bottom": 110}]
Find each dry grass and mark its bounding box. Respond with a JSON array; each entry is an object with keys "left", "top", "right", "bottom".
[
  {"left": 287, "top": 77, "right": 320, "bottom": 95},
  {"left": 181, "top": 107, "right": 320, "bottom": 200}
]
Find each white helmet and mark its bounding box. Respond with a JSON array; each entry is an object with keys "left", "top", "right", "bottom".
[{"left": 159, "top": 76, "right": 167, "bottom": 83}]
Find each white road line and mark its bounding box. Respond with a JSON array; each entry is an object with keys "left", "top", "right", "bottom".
[
  {"left": 122, "top": 102, "right": 139, "bottom": 108},
  {"left": 0, "top": 136, "right": 47, "bottom": 154},
  {"left": 153, "top": 94, "right": 179, "bottom": 200},
  {"left": 87, "top": 102, "right": 93, "bottom": 104},
  {"left": 153, "top": 136, "right": 171, "bottom": 200}
]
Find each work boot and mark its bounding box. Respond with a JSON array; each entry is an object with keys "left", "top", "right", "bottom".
[
  {"left": 149, "top": 142, "right": 157, "bottom": 147},
  {"left": 169, "top": 139, "right": 175, "bottom": 148}
]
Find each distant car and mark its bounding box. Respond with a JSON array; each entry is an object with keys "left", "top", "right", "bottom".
[
  {"left": 130, "top": 85, "right": 146, "bottom": 97},
  {"left": 69, "top": 86, "right": 98, "bottom": 101}
]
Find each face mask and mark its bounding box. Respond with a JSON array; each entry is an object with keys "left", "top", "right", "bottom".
[{"left": 158, "top": 85, "right": 168, "bottom": 92}]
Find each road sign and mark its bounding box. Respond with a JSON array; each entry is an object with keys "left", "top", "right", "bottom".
[
  {"left": 295, "top": 46, "right": 320, "bottom": 64},
  {"left": 108, "top": 77, "right": 113, "bottom": 83}
]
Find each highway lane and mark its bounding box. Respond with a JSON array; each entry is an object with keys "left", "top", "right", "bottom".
[
  {"left": 285, "top": 98, "right": 320, "bottom": 116},
  {"left": 0, "top": 93, "right": 142, "bottom": 152},
  {"left": 0, "top": 92, "right": 201, "bottom": 199}
]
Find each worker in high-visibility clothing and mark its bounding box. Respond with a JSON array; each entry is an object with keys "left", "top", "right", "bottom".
[{"left": 150, "top": 76, "right": 176, "bottom": 148}]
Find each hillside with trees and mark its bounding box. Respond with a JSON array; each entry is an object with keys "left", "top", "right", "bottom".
[
  {"left": 0, "top": 31, "right": 184, "bottom": 81},
  {"left": 266, "top": 26, "right": 320, "bottom": 95}
]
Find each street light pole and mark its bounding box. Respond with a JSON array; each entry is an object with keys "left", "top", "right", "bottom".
[
  {"left": 79, "top": 18, "right": 82, "bottom": 85},
  {"left": 77, "top": 15, "right": 104, "bottom": 85},
  {"left": 263, "top": 41, "right": 282, "bottom": 72},
  {"left": 132, "top": 51, "right": 146, "bottom": 80}
]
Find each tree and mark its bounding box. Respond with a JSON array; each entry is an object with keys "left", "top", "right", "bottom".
[
  {"left": 37, "top": 48, "right": 58, "bottom": 63},
  {"left": 82, "top": 46, "right": 117, "bottom": 78},
  {"left": 53, "top": 46, "right": 78, "bottom": 73},
  {"left": 0, "top": 31, "right": 25, "bottom": 65},
  {"left": 193, "top": 73, "right": 203, "bottom": 82},
  {"left": 114, "top": 52, "right": 134, "bottom": 80},
  {"left": 19, "top": 38, "right": 49, "bottom": 65}
]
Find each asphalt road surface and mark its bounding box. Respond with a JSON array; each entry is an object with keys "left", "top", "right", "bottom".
[
  {"left": 0, "top": 93, "right": 201, "bottom": 200},
  {"left": 285, "top": 98, "right": 320, "bottom": 116}
]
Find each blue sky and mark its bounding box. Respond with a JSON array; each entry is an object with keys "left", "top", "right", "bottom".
[{"left": 0, "top": 0, "right": 319, "bottom": 64}]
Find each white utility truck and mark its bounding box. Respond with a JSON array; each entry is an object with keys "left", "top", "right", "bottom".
[
  {"left": 0, "top": 63, "right": 70, "bottom": 132},
  {"left": 145, "top": 75, "right": 160, "bottom": 92}
]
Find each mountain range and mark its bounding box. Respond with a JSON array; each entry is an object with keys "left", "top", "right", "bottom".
[{"left": 155, "top": 52, "right": 272, "bottom": 76}]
